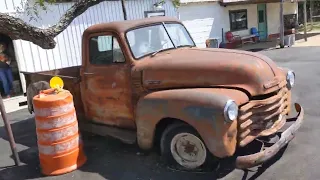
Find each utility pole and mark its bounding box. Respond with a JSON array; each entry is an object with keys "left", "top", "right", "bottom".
[
  {"left": 0, "top": 97, "right": 20, "bottom": 166},
  {"left": 121, "top": 0, "right": 128, "bottom": 20},
  {"left": 279, "top": 0, "right": 284, "bottom": 48},
  {"left": 304, "top": 0, "right": 308, "bottom": 41}
]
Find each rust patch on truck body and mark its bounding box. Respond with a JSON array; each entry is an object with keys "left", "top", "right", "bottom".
[
  {"left": 133, "top": 48, "right": 285, "bottom": 97},
  {"left": 135, "top": 88, "right": 249, "bottom": 158}
]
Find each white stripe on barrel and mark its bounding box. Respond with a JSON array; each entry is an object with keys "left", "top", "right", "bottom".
[
  {"left": 38, "top": 136, "right": 82, "bottom": 155},
  {"left": 34, "top": 102, "right": 75, "bottom": 117},
  {"left": 37, "top": 123, "right": 79, "bottom": 143},
  {"left": 35, "top": 112, "right": 77, "bottom": 130}
]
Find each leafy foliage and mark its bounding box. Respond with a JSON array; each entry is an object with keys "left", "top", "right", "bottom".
[
  {"left": 15, "top": 0, "right": 57, "bottom": 21},
  {"left": 172, "top": 0, "right": 180, "bottom": 8}
]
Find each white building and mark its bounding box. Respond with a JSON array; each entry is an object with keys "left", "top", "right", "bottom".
[
  {"left": 0, "top": 0, "right": 301, "bottom": 95},
  {"left": 178, "top": 0, "right": 300, "bottom": 47}
]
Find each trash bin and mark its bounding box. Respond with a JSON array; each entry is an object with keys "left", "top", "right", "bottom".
[
  {"left": 284, "top": 34, "right": 295, "bottom": 47},
  {"left": 277, "top": 34, "right": 295, "bottom": 47}
]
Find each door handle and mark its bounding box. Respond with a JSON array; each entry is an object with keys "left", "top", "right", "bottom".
[{"left": 83, "top": 72, "right": 94, "bottom": 75}]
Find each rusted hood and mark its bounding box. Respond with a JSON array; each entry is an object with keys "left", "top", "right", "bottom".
[{"left": 133, "top": 48, "right": 285, "bottom": 96}]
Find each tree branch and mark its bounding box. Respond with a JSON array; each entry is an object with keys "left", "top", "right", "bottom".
[
  {"left": 48, "top": 0, "right": 110, "bottom": 37},
  {"left": 0, "top": 0, "right": 110, "bottom": 49},
  {"left": 0, "top": 13, "right": 57, "bottom": 49}
]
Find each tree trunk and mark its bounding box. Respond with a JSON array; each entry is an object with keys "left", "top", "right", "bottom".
[{"left": 0, "top": 0, "right": 112, "bottom": 49}]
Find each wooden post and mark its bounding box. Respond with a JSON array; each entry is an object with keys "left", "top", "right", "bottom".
[
  {"left": 121, "top": 0, "right": 128, "bottom": 20},
  {"left": 304, "top": 0, "right": 308, "bottom": 41},
  {"left": 280, "top": 0, "right": 284, "bottom": 48},
  {"left": 0, "top": 96, "right": 20, "bottom": 166},
  {"left": 310, "top": 0, "right": 314, "bottom": 30}
]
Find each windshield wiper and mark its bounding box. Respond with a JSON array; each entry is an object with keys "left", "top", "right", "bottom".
[
  {"left": 151, "top": 49, "right": 166, "bottom": 57},
  {"left": 177, "top": 45, "right": 194, "bottom": 48},
  {"left": 151, "top": 45, "right": 194, "bottom": 57}
]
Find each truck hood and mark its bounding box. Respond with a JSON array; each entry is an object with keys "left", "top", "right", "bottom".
[{"left": 133, "top": 48, "right": 285, "bottom": 96}]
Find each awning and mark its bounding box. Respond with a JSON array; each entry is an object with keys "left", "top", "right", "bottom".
[{"left": 220, "top": 0, "right": 304, "bottom": 6}]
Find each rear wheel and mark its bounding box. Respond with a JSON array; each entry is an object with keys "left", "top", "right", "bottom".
[{"left": 160, "top": 122, "right": 219, "bottom": 171}]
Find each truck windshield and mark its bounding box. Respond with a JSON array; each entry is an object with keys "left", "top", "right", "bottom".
[{"left": 126, "top": 23, "right": 195, "bottom": 59}]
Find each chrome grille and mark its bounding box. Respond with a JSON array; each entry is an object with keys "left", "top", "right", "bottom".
[{"left": 238, "top": 81, "right": 291, "bottom": 147}]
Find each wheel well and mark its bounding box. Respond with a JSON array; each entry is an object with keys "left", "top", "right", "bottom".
[{"left": 154, "top": 118, "right": 192, "bottom": 149}]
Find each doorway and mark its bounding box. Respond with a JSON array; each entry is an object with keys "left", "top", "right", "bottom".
[
  {"left": 0, "top": 34, "right": 23, "bottom": 98},
  {"left": 257, "top": 4, "right": 268, "bottom": 40}
]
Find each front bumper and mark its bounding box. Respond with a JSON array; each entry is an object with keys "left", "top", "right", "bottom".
[{"left": 235, "top": 103, "right": 304, "bottom": 169}]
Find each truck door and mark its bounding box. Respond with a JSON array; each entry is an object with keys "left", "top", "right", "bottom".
[{"left": 81, "top": 32, "right": 135, "bottom": 129}]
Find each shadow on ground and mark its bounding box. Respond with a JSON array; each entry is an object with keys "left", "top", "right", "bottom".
[
  {"left": 0, "top": 108, "right": 287, "bottom": 180},
  {"left": 235, "top": 40, "right": 278, "bottom": 53},
  {"left": 295, "top": 32, "right": 320, "bottom": 41},
  {"left": 237, "top": 32, "right": 320, "bottom": 52}
]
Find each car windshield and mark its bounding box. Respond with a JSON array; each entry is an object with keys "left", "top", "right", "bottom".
[{"left": 126, "top": 23, "right": 195, "bottom": 59}]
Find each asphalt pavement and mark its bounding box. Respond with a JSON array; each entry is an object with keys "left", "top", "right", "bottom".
[{"left": 0, "top": 46, "right": 319, "bottom": 180}]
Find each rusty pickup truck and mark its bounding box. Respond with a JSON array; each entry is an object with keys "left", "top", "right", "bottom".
[{"left": 22, "top": 17, "right": 304, "bottom": 170}]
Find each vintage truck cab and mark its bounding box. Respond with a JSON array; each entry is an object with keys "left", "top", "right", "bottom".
[{"left": 25, "top": 17, "right": 304, "bottom": 170}]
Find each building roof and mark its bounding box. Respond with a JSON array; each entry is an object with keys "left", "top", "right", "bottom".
[{"left": 180, "top": 0, "right": 304, "bottom": 4}]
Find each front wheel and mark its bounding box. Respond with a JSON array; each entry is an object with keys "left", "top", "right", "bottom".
[{"left": 160, "top": 122, "right": 218, "bottom": 171}]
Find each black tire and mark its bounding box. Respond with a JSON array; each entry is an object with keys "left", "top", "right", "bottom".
[{"left": 160, "top": 122, "right": 219, "bottom": 171}]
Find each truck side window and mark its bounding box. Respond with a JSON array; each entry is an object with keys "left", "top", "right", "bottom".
[{"left": 89, "top": 35, "right": 125, "bottom": 65}]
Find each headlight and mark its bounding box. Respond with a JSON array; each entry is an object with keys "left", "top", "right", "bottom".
[
  {"left": 286, "top": 70, "right": 295, "bottom": 89},
  {"left": 223, "top": 100, "right": 238, "bottom": 122}
]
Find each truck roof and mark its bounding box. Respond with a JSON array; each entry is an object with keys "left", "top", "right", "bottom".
[{"left": 83, "top": 16, "right": 181, "bottom": 36}]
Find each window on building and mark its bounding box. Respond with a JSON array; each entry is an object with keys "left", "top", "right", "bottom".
[
  {"left": 229, "top": 9, "right": 248, "bottom": 31},
  {"left": 89, "top": 35, "right": 125, "bottom": 65}
]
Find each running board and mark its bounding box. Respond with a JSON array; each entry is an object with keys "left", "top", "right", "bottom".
[{"left": 78, "top": 121, "right": 137, "bottom": 145}]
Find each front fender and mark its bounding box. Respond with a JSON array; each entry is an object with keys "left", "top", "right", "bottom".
[{"left": 135, "top": 88, "right": 249, "bottom": 158}]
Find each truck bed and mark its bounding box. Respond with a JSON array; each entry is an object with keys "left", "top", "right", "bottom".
[
  {"left": 22, "top": 66, "right": 84, "bottom": 115},
  {"left": 22, "top": 66, "right": 137, "bottom": 143}
]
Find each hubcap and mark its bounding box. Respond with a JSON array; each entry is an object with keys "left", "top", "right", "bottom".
[{"left": 170, "top": 133, "right": 207, "bottom": 169}]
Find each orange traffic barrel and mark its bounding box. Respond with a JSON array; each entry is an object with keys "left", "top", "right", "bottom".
[{"left": 33, "top": 89, "right": 87, "bottom": 176}]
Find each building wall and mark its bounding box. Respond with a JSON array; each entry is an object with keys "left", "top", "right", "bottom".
[
  {"left": 267, "top": 2, "right": 298, "bottom": 35},
  {"left": 179, "top": 2, "right": 297, "bottom": 48},
  {"left": 179, "top": 2, "right": 257, "bottom": 48},
  {"left": 0, "top": 0, "right": 25, "bottom": 13},
  {"left": 224, "top": 4, "right": 258, "bottom": 37},
  {"left": 178, "top": 2, "right": 223, "bottom": 48}
]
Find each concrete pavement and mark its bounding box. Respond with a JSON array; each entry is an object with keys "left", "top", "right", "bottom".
[
  {"left": 3, "top": 95, "right": 27, "bottom": 113},
  {"left": 294, "top": 32, "right": 320, "bottom": 47},
  {"left": 0, "top": 46, "right": 320, "bottom": 180}
]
